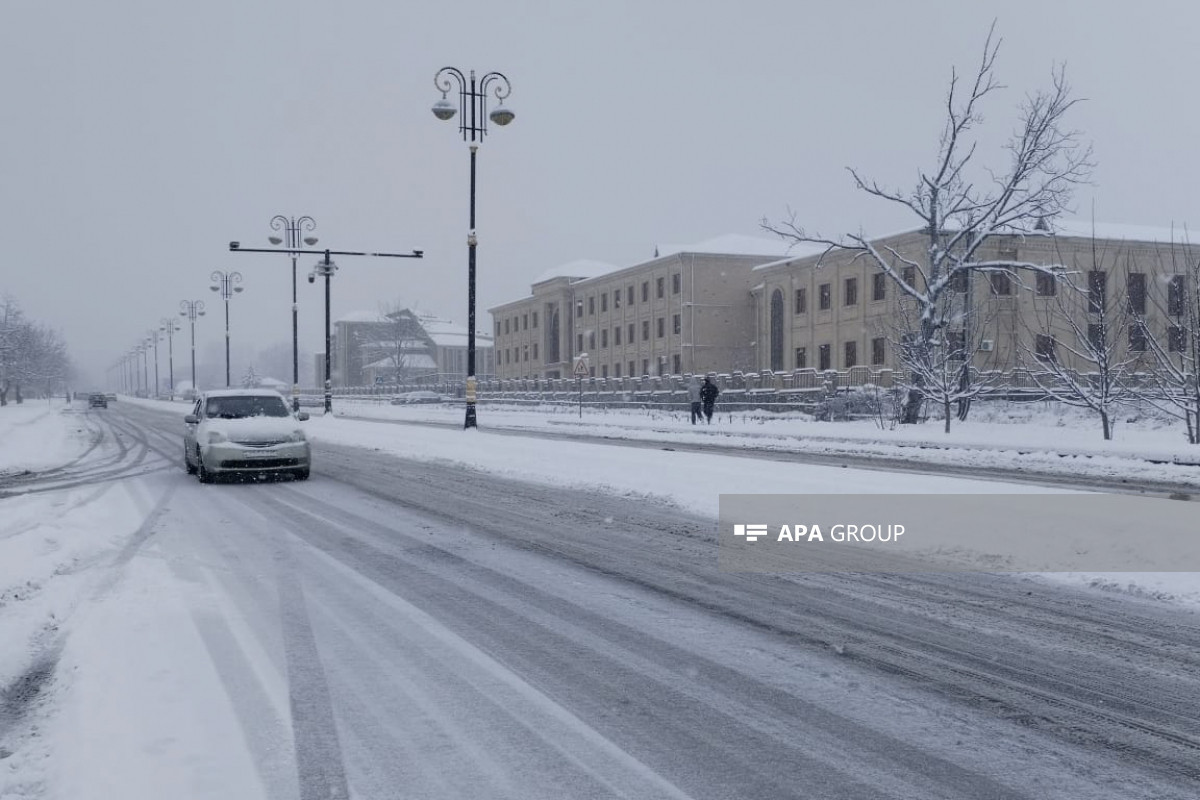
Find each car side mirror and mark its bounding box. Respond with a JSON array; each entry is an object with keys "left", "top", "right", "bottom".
[
  {"left": 184, "top": 414, "right": 198, "bottom": 424},
  {"left": 297, "top": 411, "right": 310, "bottom": 421}
]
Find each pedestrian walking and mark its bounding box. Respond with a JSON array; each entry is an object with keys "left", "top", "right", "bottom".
[
  {"left": 687, "top": 376, "right": 702, "bottom": 424},
  {"left": 700, "top": 376, "right": 720, "bottom": 424}
]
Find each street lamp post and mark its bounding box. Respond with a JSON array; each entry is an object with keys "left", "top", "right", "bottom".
[
  {"left": 179, "top": 300, "right": 206, "bottom": 393},
  {"left": 160, "top": 317, "right": 180, "bottom": 399},
  {"left": 147, "top": 330, "right": 161, "bottom": 398},
  {"left": 269, "top": 216, "right": 317, "bottom": 411},
  {"left": 210, "top": 271, "right": 244, "bottom": 387},
  {"left": 140, "top": 343, "right": 149, "bottom": 396},
  {"left": 432, "top": 66, "right": 515, "bottom": 429},
  {"left": 228, "top": 243, "right": 424, "bottom": 415}
]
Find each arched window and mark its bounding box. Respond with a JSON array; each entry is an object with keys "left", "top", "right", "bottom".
[{"left": 769, "top": 289, "right": 784, "bottom": 372}]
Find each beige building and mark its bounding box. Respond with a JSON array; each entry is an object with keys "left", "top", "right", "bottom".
[
  {"left": 751, "top": 222, "right": 1198, "bottom": 376},
  {"left": 489, "top": 236, "right": 792, "bottom": 380}
]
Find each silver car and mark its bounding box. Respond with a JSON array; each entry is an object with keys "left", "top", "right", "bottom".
[{"left": 183, "top": 389, "right": 311, "bottom": 482}]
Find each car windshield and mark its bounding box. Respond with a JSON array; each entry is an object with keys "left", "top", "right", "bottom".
[{"left": 204, "top": 395, "right": 290, "bottom": 419}]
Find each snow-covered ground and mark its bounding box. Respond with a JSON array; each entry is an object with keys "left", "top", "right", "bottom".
[
  {"left": 2, "top": 400, "right": 1198, "bottom": 798},
  {"left": 329, "top": 397, "right": 1200, "bottom": 487}
]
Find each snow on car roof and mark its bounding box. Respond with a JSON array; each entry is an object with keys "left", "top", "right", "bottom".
[{"left": 199, "top": 388, "right": 288, "bottom": 399}]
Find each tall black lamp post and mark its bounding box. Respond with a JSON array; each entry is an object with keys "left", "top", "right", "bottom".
[
  {"left": 432, "top": 66, "right": 515, "bottom": 429},
  {"left": 160, "top": 317, "right": 180, "bottom": 399},
  {"left": 179, "top": 300, "right": 206, "bottom": 392},
  {"left": 210, "top": 271, "right": 244, "bottom": 387},
  {"left": 268, "top": 215, "right": 317, "bottom": 410}
]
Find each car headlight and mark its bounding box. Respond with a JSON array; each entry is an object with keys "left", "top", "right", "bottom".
[
  {"left": 207, "top": 431, "right": 228, "bottom": 444},
  {"left": 288, "top": 430, "right": 306, "bottom": 443}
]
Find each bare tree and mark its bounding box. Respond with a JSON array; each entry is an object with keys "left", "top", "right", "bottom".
[
  {"left": 887, "top": 281, "right": 1001, "bottom": 433},
  {"left": 763, "top": 23, "right": 1093, "bottom": 423},
  {"left": 1139, "top": 239, "right": 1200, "bottom": 443},
  {"left": 1021, "top": 242, "right": 1144, "bottom": 440},
  {"left": 0, "top": 296, "right": 70, "bottom": 405},
  {"left": 374, "top": 302, "right": 429, "bottom": 385}
]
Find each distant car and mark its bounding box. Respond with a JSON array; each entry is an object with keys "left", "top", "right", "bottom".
[
  {"left": 88, "top": 393, "right": 108, "bottom": 409},
  {"left": 183, "top": 389, "right": 311, "bottom": 482},
  {"left": 390, "top": 390, "right": 443, "bottom": 405}
]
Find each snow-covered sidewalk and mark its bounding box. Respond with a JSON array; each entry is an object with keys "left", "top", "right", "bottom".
[{"left": 330, "top": 398, "right": 1200, "bottom": 488}]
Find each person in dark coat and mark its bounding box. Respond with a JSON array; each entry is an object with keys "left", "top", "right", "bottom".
[
  {"left": 699, "top": 376, "right": 720, "bottom": 424},
  {"left": 687, "top": 376, "right": 702, "bottom": 424}
]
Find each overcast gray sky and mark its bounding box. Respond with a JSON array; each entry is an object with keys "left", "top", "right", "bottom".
[{"left": 2, "top": 0, "right": 1196, "bottom": 387}]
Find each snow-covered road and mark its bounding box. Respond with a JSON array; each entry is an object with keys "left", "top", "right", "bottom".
[{"left": 2, "top": 402, "right": 1198, "bottom": 799}]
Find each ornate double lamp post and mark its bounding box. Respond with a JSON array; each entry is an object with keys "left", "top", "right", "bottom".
[
  {"left": 210, "top": 271, "right": 244, "bottom": 387},
  {"left": 160, "top": 317, "right": 181, "bottom": 399},
  {"left": 179, "top": 300, "right": 206, "bottom": 392},
  {"left": 431, "top": 66, "right": 515, "bottom": 429}
]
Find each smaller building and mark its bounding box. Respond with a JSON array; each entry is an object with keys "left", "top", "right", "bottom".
[{"left": 331, "top": 309, "right": 494, "bottom": 387}]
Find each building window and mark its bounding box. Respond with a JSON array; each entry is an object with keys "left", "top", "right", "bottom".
[
  {"left": 532, "top": 311, "right": 539, "bottom": 328},
  {"left": 628, "top": 323, "right": 635, "bottom": 343},
  {"left": 818, "top": 283, "right": 831, "bottom": 311},
  {"left": 945, "top": 330, "right": 966, "bottom": 360},
  {"left": 872, "top": 337, "right": 885, "bottom": 365},
  {"left": 990, "top": 272, "right": 1013, "bottom": 296},
  {"left": 601, "top": 329, "right": 608, "bottom": 348},
  {"left": 794, "top": 288, "right": 807, "bottom": 314},
  {"left": 1035, "top": 334, "right": 1056, "bottom": 362},
  {"left": 902, "top": 266, "right": 917, "bottom": 288},
  {"left": 504, "top": 319, "right": 510, "bottom": 334},
  {"left": 844, "top": 341, "right": 857, "bottom": 368},
  {"left": 1088, "top": 323, "right": 1104, "bottom": 351},
  {"left": 533, "top": 343, "right": 539, "bottom": 359},
  {"left": 629, "top": 361, "right": 635, "bottom": 377},
  {"left": 577, "top": 333, "right": 583, "bottom": 352},
  {"left": 523, "top": 314, "right": 528, "bottom": 330},
  {"left": 588, "top": 296, "right": 595, "bottom": 315},
  {"left": 672, "top": 273, "right": 681, "bottom": 294},
  {"left": 844, "top": 277, "right": 858, "bottom": 306},
  {"left": 950, "top": 269, "right": 968, "bottom": 293},
  {"left": 641, "top": 281, "right": 649, "bottom": 302},
  {"left": 672, "top": 354, "right": 681, "bottom": 373},
  {"left": 1128, "top": 324, "right": 1147, "bottom": 352},
  {"left": 588, "top": 331, "right": 596, "bottom": 350},
  {"left": 523, "top": 345, "right": 529, "bottom": 361},
  {"left": 1036, "top": 273, "right": 1057, "bottom": 297},
  {"left": 1088, "top": 271, "right": 1106, "bottom": 314},
  {"left": 673, "top": 314, "right": 681, "bottom": 334},
  {"left": 601, "top": 364, "right": 607, "bottom": 378},
  {"left": 656, "top": 317, "right": 665, "bottom": 338},
  {"left": 495, "top": 321, "right": 501, "bottom": 336},
  {"left": 600, "top": 293, "right": 607, "bottom": 313},
  {"left": 613, "top": 290, "right": 621, "bottom": 309},
  {"left": 642, "top": 320, "right": 650, "bottom": 341},
  {"left": 769, "top": 289, "right": 784, "bottom": 371},
  {"left": 614, "top": 326, "right": 621, "bottom": 346},
  {"left": 1168, "top": 275, "right": 1185, "bottom": 317},
  {"left": 795, "top": 347, "right": 807, "bottom": 369},
  {"left": 1127, "top": 273, "right": 1146, "bottom": 315},
  {"left": 576, "top": 301, "right": 583, "bottom": 318},
  {"left": 627, "top": 285, "right": 634, "bottom": 305},
  {"left": 614, "top": 362, "right": 622, "bottom": 378},
  {"left": 818, "top": 344, "right": 831, "bottom": 371},
  {"left": 655, "top": 277, "right": 664, "bottom": 299},
  {"left": 642, "top": 359, "right": 649, "bottom": 376},
  {"left": 872, "top": 273, "right": 886, "bottom": 302},
  {"left": 504, "top": 349, "right": 510, "bottom": 364},
  {"left": 1168, "top": 326, "right": 1187, "bottom": 353}
]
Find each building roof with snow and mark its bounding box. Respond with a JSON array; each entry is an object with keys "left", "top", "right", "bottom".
[
  {"left": 531, "top": 259, "right": 620, "bottom": 285},
  {"left": 655, "top": 234, "right": 797, "bottom": 259}
]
